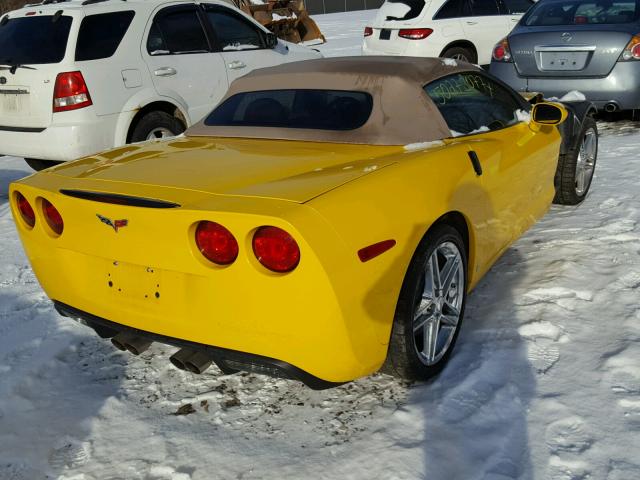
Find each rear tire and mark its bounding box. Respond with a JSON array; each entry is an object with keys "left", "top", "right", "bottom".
[
  {"left": 24, "top": 159, "right": 62, "bottom": 171},
  {"left": 441, "top": 46, "right": 476, "bottom": 64},
  {"left": 130, "top": 111, "right": 185, "bottom": 143},
  {"left": 382, "top": 225, "right": 468, "bottom": 381},
  {"left": 553, "top": 116, "right": 598, "bottom": 205}
]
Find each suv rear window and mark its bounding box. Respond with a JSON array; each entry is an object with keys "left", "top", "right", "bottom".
[
  {"left": 0, "top": 15, "right": 72, "bottom": 65},
  {"left": 205, "top": 90, "right": 373, "bottom": 131},
  {"left": 76, "top": 11, "right": 135, "bottom": 61},
  {"left": 523, "top": 0, "right": 640, "bottom": 25}
]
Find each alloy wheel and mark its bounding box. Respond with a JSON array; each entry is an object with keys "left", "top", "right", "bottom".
[{"left": 575, "top": 127, "right": 597, "bottom": 196}]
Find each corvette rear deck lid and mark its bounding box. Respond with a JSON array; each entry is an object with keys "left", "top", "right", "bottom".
[{"left": 46, "top": 136, "right": 401, "bottom": 204}]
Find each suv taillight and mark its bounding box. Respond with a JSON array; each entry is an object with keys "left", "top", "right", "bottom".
[
  {"left": 53, "top": 71, "right": 92, "bottom": 112},
  {"left": 492, "top": 38, "right": 512, "bottom": 62},
  {"left": 398, "top": 28, "right": 433, "bottom": 40},
  {"left": 364, "top": 26, "right": 373, "bottom": 37},
  {"left": 619, "top": 34, "right": 640, "bottom": 61}
]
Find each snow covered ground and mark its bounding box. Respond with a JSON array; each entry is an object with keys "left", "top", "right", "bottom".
[{"left": 1, "top": 9, "right": 640, "bottom": 480}]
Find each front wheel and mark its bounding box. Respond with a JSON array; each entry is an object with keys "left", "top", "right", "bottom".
[
  {"left": 383, "top": 225, "right": 468, "bottom": 381},
  {"left": 553, "top": 116, "right": 598, "bottom": 205}
]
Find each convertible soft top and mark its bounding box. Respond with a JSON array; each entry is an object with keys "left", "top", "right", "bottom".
[{"left": 187, "top": 56, "right": 480, "bottom": 145}]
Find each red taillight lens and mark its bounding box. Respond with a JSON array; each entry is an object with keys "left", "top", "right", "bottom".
[
  {"left": 364, "top": 26, "right": 373, "bottom": 37},
  {"left": 252, "top": 226, "right": 300, "bottom": 273},
  {"left": 195, "top": 221, "right": 238, "bottom": 265},
  {"left": 398, "top": 28, "right": 433, "bottom": 40},
  {"left": 492, "top": 38, "right": 512, "bottom": 62},
  {"left": 15, "top": 192, "right": 35, "bottom": 228},
  {"left": 42, "top": 199, "right": 64, "bottom": 235},
  {"left": 620, "top": 34, "right": 640, "bottom": 61},
  {"left": 53, "top": 71, "right": 92, "bottom": 112}
]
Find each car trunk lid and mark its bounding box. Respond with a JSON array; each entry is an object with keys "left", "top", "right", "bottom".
[
  {"left": 47, "top": 136, "right": 402, "bottom": 203},
  {"left": 510, "top": 27, "right": 634, "bottom": 77}
]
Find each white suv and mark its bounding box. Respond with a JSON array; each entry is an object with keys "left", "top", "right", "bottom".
[
  {"left": 363, "top": 0, "right": 533, "bottom": 65},
  {"left": 0, "top": 0, "right": 320, "bottom": 170}
]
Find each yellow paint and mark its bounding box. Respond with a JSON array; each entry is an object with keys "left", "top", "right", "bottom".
[{"left": 10, "top": 119, "right": 562, "bottom": 383}]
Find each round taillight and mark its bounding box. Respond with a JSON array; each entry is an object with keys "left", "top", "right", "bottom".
[
  {"left": 42, "top": 199, "right": 64, "bottom": 235},
  {"left": 16, "top": 192, "right": 35, "bottom": 228},
  {"left": 252, "top": 226, "right": 300, "bottom": 273},
  {"left": 195, "top": 221, "right": 238, "bottom": 265}
]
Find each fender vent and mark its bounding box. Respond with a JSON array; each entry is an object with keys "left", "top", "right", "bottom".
[{"left": 59, "top": 190, "right": 180, "bottom": 208}]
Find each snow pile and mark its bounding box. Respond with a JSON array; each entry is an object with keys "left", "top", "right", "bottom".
[
  {"left": 547, "top": 90, "right": 587, "bottom": 102},
  {"left": 516, "top": 109, "right": 532, "bottom": 123},
  {"left": 450, "top": 126, "right": 490, "bottom": 137},
  {"left": 404, "top": 140, "right": 445, "bottom": 151},
  {"left": 442, "top": 58, "right": 458, "bottom": 67},
  {"left": 272, "top": 12, "right": 297, "bottom": 21}
]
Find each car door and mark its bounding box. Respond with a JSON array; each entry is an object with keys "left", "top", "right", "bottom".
[
  {"left": 424, "top": 72, "right": 558, "bottom": 271},
  {"left": 142, "top": 4, "right": 228, "bottom": 125},
  {"left": 200, "top": 4, "right": 280, "bottom": 84},
  {"left": 461, "top": 0, "right": 511, "bottom": 64}
]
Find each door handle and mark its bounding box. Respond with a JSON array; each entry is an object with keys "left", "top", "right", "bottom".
[
  {"left": 154, "top": 67, "right": 177, "bottom": 77},
  {"left": 228, "top": 60, "right": 246, "bottom": 70},
  {"left": 466, "top": 21, "right": 478, "bottom": 25},
  {"left": 468, "top": 151, "right": 483, "bottom": 176}
]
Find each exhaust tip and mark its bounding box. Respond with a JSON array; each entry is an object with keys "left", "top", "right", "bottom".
[
  {"left": 124, "top": 337, "right": 152, "bottom": 356},
  {"left": 169, "top": 348, "right": 197, "bottom": 371},
  {"left": 604, "top": 102, "right": 619, "bottom": 113},
  {"left": 111, "top": 333, "right": 129, "bottom": 351},
  {"left": 183, "top": 352, "right": 213, "bottom": 375}
]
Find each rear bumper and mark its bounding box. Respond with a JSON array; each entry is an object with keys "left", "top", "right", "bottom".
[
  {"left": 0, "top": 112, "right": 118, "bottom": 161},
  {"left": 54, "top": 301, "right": 342, "bottom": 390},
  {"left": 10, "top": 178, "right": 392, "bottom": 384},
  {"left": 490, "top": 61, "right": 640, "bottom": 110}
]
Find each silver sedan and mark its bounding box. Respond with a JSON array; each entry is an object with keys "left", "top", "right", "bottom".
[{"left": 490, "top": 0, "right": 640, "bottom": 112}]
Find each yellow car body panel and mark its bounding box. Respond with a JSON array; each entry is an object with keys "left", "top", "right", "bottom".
[{"left": 10, "top": 122, "right": 561, "bottom": 384}]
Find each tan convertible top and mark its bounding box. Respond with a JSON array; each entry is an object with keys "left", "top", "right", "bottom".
[{"left": 187, "top": 56, "right": 481, "bottom": 146}]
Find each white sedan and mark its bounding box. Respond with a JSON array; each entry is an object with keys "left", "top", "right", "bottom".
[{"left": 363, "top": 0, "right": 533, "bottom": 65}]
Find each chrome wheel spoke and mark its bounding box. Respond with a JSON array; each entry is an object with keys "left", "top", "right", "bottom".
[
  {"left": 423, "top": 317, "right": 440, "bottom": 363},
  {"left": 412, "top": 241, "right": 465, "bottom": 366},
  {"left": 440, "top": 255, "right": 461, "bottom": 298}
]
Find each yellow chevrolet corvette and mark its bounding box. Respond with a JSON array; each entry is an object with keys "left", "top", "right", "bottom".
[{"left": 10, "top": 57, "right": 598, "bottom": 389}]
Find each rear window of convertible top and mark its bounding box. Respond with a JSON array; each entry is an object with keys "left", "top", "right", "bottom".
[{"left": 204, "top": 89, "right": 374, "bottom": 131}]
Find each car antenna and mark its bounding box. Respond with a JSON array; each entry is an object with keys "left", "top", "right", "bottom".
[{"left": 52, "top": 9, "right": 63, "bottom": 22}]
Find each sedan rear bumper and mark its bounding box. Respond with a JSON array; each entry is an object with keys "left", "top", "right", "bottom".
[{"left": 490, "top": 61, "right": 640, "bottom": 110}]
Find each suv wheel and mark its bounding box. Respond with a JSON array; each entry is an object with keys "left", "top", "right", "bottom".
[
  {"left": 25, "top": 159, "right": 62, "bottom": 171},
  {"left": 130, "top": 111, "right": 185, "bottom": 143},
  {"left": 441, "top": 47, "right": 476, "bottom": 64}
]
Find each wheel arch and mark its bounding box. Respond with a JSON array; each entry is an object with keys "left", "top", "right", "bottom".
[
  {"left": 125, "top": 101, "right": 188, "bottom": 143},
  {"left": 439, "top": 40, "right": 478, "bottom": 63},
  {"left": 423, "top": 210, "right": 476, "bottom": 288}
]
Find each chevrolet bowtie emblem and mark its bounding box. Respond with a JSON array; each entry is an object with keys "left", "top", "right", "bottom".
[{"left": 97, "top": 214, "right": 128, "bottom": 232}]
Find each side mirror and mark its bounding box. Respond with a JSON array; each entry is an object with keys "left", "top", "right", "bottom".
[
  {"left": 530, "top": 102, "right": 568, "bottom": 127},
  {"left": 265, "top": 32, "right": 278, "bottom": 49}
]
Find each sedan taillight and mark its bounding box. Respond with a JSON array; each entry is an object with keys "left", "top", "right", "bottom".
[
  {"left": 619, "top": 34, "right": 640, "bottom": 61},
  {"left": 15, "top": 192, "right": 35, "bottom": 228},
  {"left": 398, "top": 28, "right": 433, "bottom": 40},
  {"left": 53, "top": 71, "right": 92, "bottom": 113},
  {"left": 492, "top": 38, "right": 512, "bottom": 63}
]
